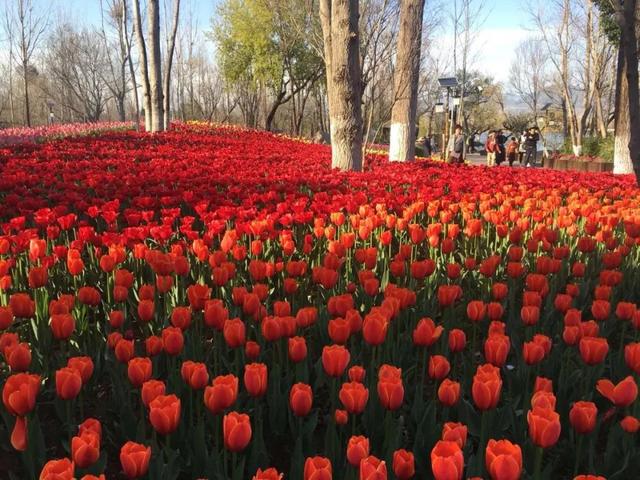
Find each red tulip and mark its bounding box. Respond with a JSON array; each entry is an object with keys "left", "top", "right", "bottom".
[
  {"left": 359, "top": 455, "right": 387, "bottom": 480},
  {"left": 141, "top": 379, "right": 165, "bottom": 408},
  {"left": 252, "top": 468, "right": 284, "bottom": 480},
  {"left": 569, "top": 401, "right": 597, "bottom": 434},
  {"left": 339, "top": 382, "right": 369, "bottom": 414},
  {"left": 2, "top": 373, "right": 40, "bottom": 416},
  {"left": 204, "top": 374, "right": 239, "bottom": 414},
  {"left": 362, "top": 312, "right": 388, "bottom": 346},
  {"left": 624, "top": 342, "right": 640, "bottom": 374},
  {"left": 289, "top": 336, "right": 308, "bottom": 362},
  {"left": 244, "top": 363, "right": 268, "bottom": 397},
  {"left": 322, "top": 344, "right": 350, "bottom": 377},
  {"left": 596, "top": 376, "right": 638, "bottom": 407},
  {"left": 442, "top": 422, "right": 467, "bottom": 448},
  {"left": 181, "top": 361, "right": 209, "bottom": 390},
  {"left": 527, "top": 407, "right": 561, "bottom": 448},
  {"left": 412, "top": 317, "right": 443, "bottom": 347},
  {"left": 621, "top": 416, "right": 640, "bottom": 433},
  {"left": 39, "top": 458, "right": 74, "bottom": 480},
  {"left": 579, "top": 337, "right": 609, "bottom": 365},
  {"left": 149, "top": 394, "right": 181, "bottom": 435},
  {"left": 127, "top": 357, "right": 152, "bottom": 388},
  {"left": 392, "top": 449, "right": 415, "bottom": 479},
  {"left": 484, "top": 334, "right": 510, "bottom": 367},
  {"left": 430, "top": 441, "right": 463, "bottom": 480},
  {"left": 346, "top": 435, "right": 370, "bottom": 467},
  {"left": 290, "top": 383, "right": 313, "bottom": 416},
  {"left": 304, "top": 456, "right": 332, "bottom": 480},
  {"left": 428, "top": 355, "right": 451, "bottom": 380},
  {"left": 120, "top": 441, "right": 151, "bottom": 479},
  {"left": 438, "top": 379, "right": 461, "bottom": 407},
  {"left": 377, "top": 376, "right": 404, "bottom": 410},
  {"left": 5, "top": 343, "right": 31, "bottom": 372},
  {"left": 485, "top": 439, "right": 522, "bottom": 480},
  {"left": 71, "top": 431, "right": 100, "bottom": 469},
  {"left": 466, "top": 300, "right": 486, "bottom": 322},
  {"left": 56, "top": 367, "right": 82, "bottom": 400},
  {"left": 448, "top": 329, "right": 466, "bottom": 352},
  {"left": 67, "top": 356, "right": 94, "bottom": 385},
  {"left": 51, "top": 313, "right": 75, "bottom": 340},
  {"left": 223, "top": 411, "right": 252, "bottom": 452},
  {"left": 472, "top": 364, "right": 502, "bottom": 410}
]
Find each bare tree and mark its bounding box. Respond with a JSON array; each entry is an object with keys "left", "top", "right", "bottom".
[
  {"left": 163, "top": 0, "right": 180, "bottom": 130},
  {"left": 44, "top": 25, "right": 109, "bottom": 122},
  {"left": 509, "top": 37, "right": 547, "bottom": 125},
  {"left": 5, "top": 0, "right": 48, "bottom": 126},
  {"left": 319, "top": 0, "right": 364, "bottom": 171},
  {"left": 388, "top": 0, "right": 426, "bottom": 162},
  {"left": 132, "top": 0, "right": 152, "bottom": 130},
  {"left": 147, "top": 0, "right": 164, "bottom": 131}
]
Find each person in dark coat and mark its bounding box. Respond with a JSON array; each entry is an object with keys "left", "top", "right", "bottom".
[{"left": 523, "top": 127, "right": 540, "bottom": 167}]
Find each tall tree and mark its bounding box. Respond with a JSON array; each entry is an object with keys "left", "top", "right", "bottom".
[
  {"left": 163, "top": 0, "right": 180, "bottom": 130},
  {"left": 5, "top": 0, "right": 48, "bottom": 127},
  {"left": 132, "top": 0, "right": 153, "bottom": 131},
  {"left": 388, "top": 0, "right": 426, "bottom": 162},
  {"left": 612, "top": 0, "right": 640, "bottom": 183},
  {"left": 319, "top": 0, "right": 364, "bottom": 171},
  {"left": 509, "top": 37, "right": 547, "bottom": 126},
  {"left": 147, "top": 0, "right": 164, "bottom": 132}
]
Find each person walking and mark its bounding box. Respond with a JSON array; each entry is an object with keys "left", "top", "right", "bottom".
[
  {"left": 485, "top": 131, "right": 497, "bottom": 167},
  {"left": 506, "top": 136, "right": 519, "bottom": 166},
  {"left": 523, "top": 127, "right": 540, "bottom": 167},
  {"left": 518, "top": 130, "right": 527, "bottom": 164},
  {"left": 447, "top": 125, "right": 465, "bottom": 164}
]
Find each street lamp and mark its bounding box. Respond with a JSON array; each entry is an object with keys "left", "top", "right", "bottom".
[{"left": 438, "top": 77, "right": 459, "bottom": 159}]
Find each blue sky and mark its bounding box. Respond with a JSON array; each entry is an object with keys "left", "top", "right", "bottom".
[{"left": 64, "top": 0, "right": 529, "bottom": 84}]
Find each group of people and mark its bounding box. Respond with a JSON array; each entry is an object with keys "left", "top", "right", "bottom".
[{"left": 446, "top": 125, "right": 540, "bottom": 167}]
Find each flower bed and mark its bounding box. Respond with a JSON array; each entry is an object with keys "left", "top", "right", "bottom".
[
  {"left": 0, "top": 123, "right": 639, "bottom": 480},
  {"left": 0, "top": 121, "right": 134, "bottom": 146}
]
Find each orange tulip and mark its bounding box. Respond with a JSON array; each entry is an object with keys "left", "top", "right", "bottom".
[
  {"left": 120, "top": 441, "right": 151, "bottom": 479},
  {"left": 223, "top": 411, "right": 252, "bottom": 452},
  {"left": 2, "top": 373, "right": 40, "bottom": 416},
  {"left": 71, "top": 431, "right": 100, "bottom": 469},
  {"left": 304, "top": 456, "right": 332, "bottom": 480},
  {"left": 359, "top": 455, "right": 387, "bottom": 480},
  {"left": 442, "top": 422, "right": 467, "bottom": 448},
  {"left": 56, "top": 367, "right": 82, "bottom": 400},
  {"left": 322, "top": 344, "right": 350, "bottom": 377},
  {"left": 67, "top": 356, "right": 94, "bottom": 384},
  {"left": 244, "top": 363, "right": 268, "bottom": 397},
  {"left": 288, "top": 336, "right": 308, "bottom": 362},
  {"left": 472, "top": 364, "right": 502, "bottom": 410},
  {"left": 596, "top": 376, "right": 638, "bottom": 407},
  {"left": 253, "top": 468, "right": 284, "bottom": 480},
  {"left": 39, "top": 458, "right": 74, "bottom": 480},
  {"left": 149, "top": 394, "right": 181, "bottom": 435},
  {"left": 485, "top": 439, "right": 522, "bottom": 480},
  {"left": 392, "top": 449, "right": 415, "bottom": 479},
  {"left": 127, "top": 357, "right": 152, "bottom": 388},
  {"left": 290, "top": 382, "right": 313, "bottom": 416},
  {"left": 346, "top": 435, "right": 370, "bottom": 467},
  {"left": 339, "top": 382, "right": 369, "bottom": 414},
  {"left": 569, "top": 401, "right": 597, "bottom": 434},
  {"left": 431, "top": 440, "right": 463, "bottom": 480},
  {"left": 428, "top": 355, "right": 451, "bottom": 380},
  {"left": 412, "top": 317, "right": 443, "bottom": 347},
  {"left": 438, "top": 379, "right": 461, "bottom": 407},
  {"left": 377, "top": 376, "right": 404, "bottom": 410},
  {"left": 527, "top": 407, "right": 561, "bottom": 448},
  {"left": 180, "top": 361, "right": 209, "bottom": 390},
  {"left": 141, "top": 379, "right": 165, "bottom": 408},
  {"left": 484, "top": 334, "right": 510, "bottom": 367},
  {"left": 204, "top": 374, "right": 239, "bottom": 414}
]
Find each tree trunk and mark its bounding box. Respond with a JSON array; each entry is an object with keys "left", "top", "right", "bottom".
[
  {"left": 22, "top": 60, "right": 30, "bottom": 127},
  {"left": 613, "top": 41, "right": 633, "bottom": 174},
  {"left": 389, "top": 0, "right": 425, "bottom": 162},
  {"left": 163, "top": 0, "right": 180, "bottom": 131},
  {"left": 148, "top": 0, "right": 164, "bottom": 132},
  {"left": 132, "top": 0, "right": 152, "bottom": 131},
  {"left": 619, "top": 0, "right": 640, "bottom": 183},
  {"left": 123, "top": 0, "right": 140, "bottom": 130},
  {"left": 319, "top": 0, "right": 363, "bottom": 172}
]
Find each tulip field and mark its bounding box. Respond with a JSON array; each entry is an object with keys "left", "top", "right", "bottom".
[{"left": 2, "top": 122, "right": 640, "bottom": 480}]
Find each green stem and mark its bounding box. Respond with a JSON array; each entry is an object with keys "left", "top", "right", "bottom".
[
  {"left": 534, "top": 446, "right": 544, "bottom": 480},
  {"left": 573, "top": 435, "right": 584, "bottom": 476}
]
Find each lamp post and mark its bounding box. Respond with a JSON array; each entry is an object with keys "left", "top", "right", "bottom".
[{"left": 438, "top": 77, "right": 459, "bottom": 161}]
